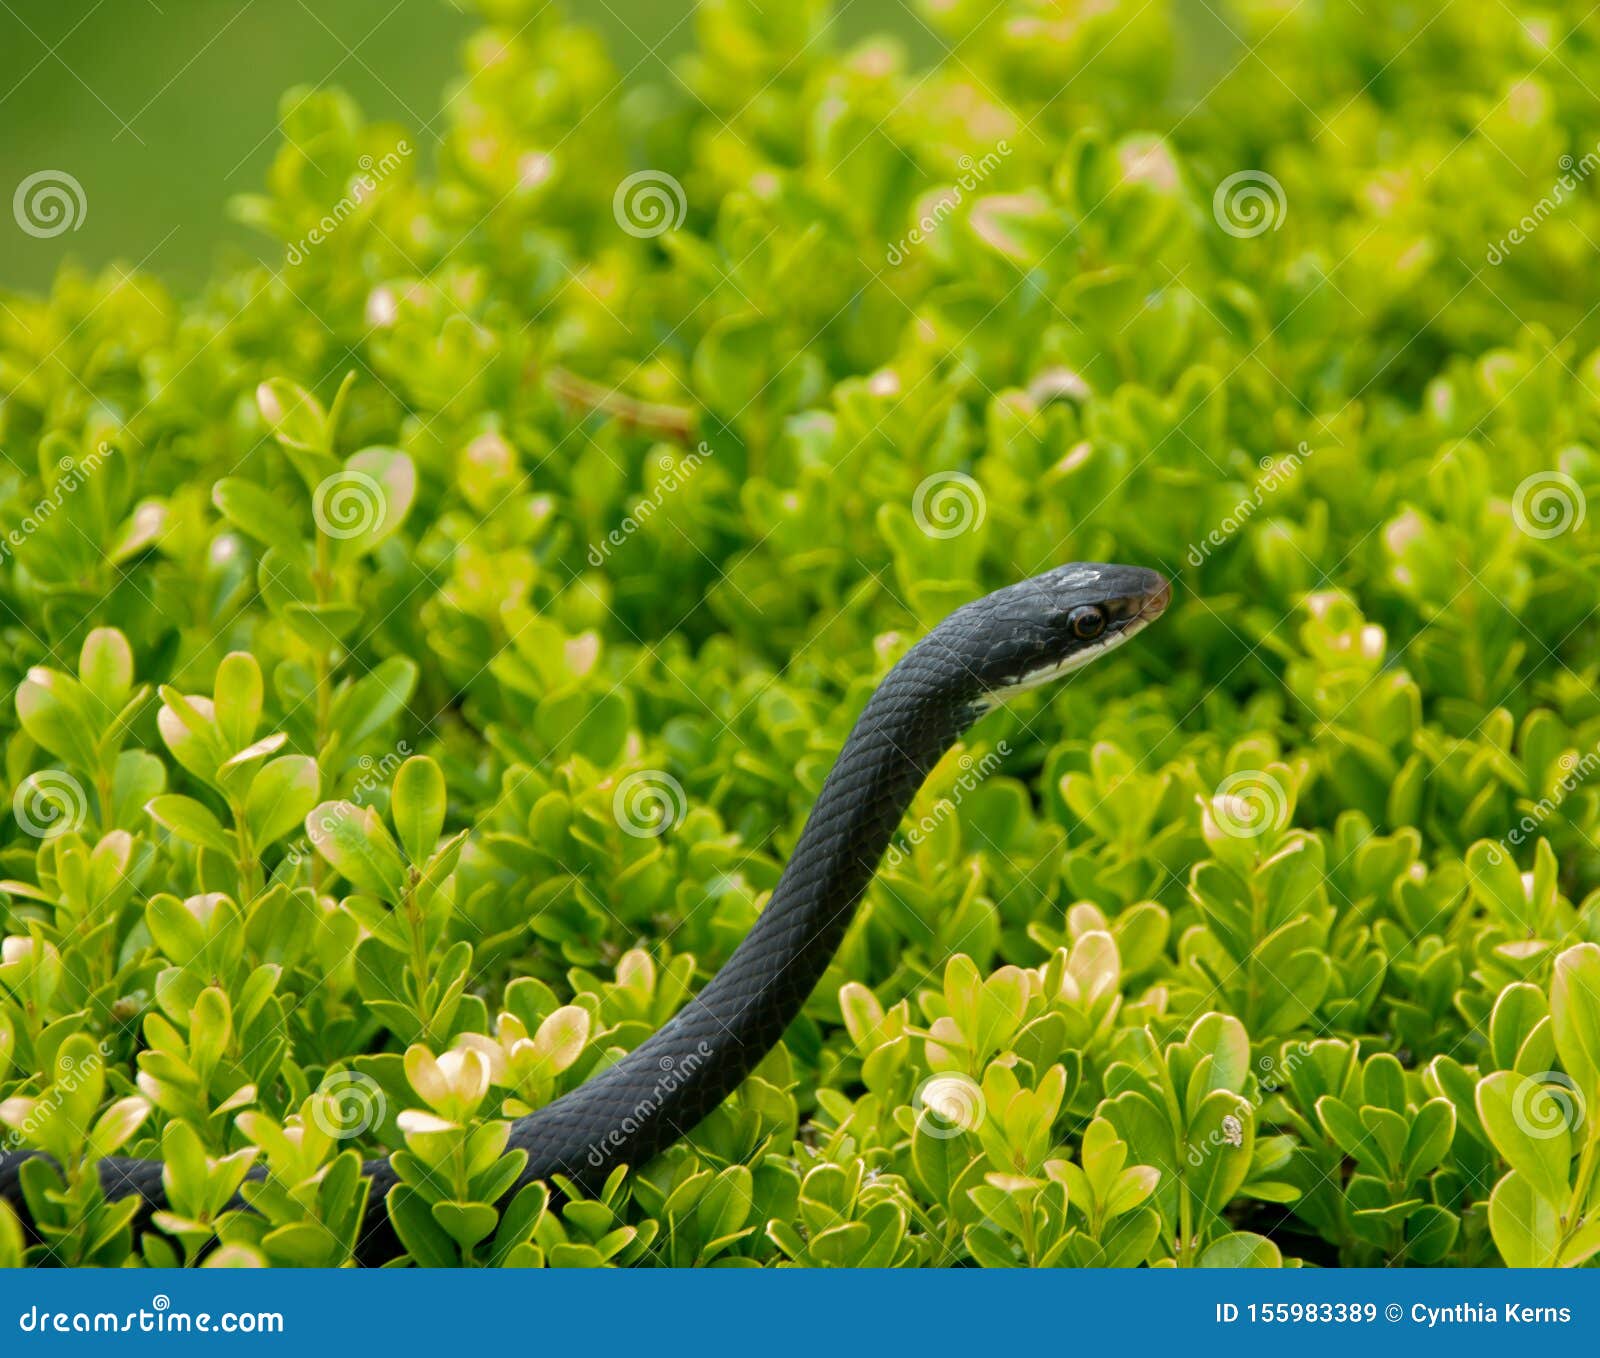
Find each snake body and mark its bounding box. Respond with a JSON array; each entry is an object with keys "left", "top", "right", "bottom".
[{"left": 0, "top": 563, "right": 1169, "bottom": 1265}]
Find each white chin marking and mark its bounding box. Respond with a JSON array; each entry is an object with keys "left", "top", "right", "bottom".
[{"left": 981, "top": 613, "right": 1150, "bottom": 709}]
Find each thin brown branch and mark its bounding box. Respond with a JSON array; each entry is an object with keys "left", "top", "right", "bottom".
[{"left": 536, "top": 364, "right": 698, "bottom": 442}]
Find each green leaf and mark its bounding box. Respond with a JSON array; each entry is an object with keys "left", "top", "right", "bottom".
[
  {"left": 431, "top": 1200, "right": 499, "bottom": 1251},
  {"left": 532, "top": 1005, "right": 590, "bottom": 1073},
  {"left": 1475, "top": 1071, "right": 1572, "bottom": 1207},
  {"left": 146, "top": 795, "right": 235, "bottom": 855},
  {"left": 245, "top": 756, "right": 320, "bottom": 849},
  {"left": 17, "top": 668, "right": 101, "bottom": 769},
  {"left": 328, "top": 658, "right": 418, "bottom": 751},
  {"left": 305, "top": 800, "right": 408, "bottom": 899},
  {"left": 213, "top": 477, "right": 306, "bottom": 548},
  {"left": 256, "top": 377, "right": 329, "bottom": 456},
  {"left": 1401, "top": 1099, "right": 1457, "bottom": 1182},
  {"left": 1186, "top": 1090, "right": 1254, "bottom": 1216},
  {"left": 88, "top": 1096, "right": 151, "bottom": 1160},
  {"left": 78, "top": 628, "right": 134, "bottom": 710},
  {"left": 1467, "top": 839, "right": 1536, "bottom": 934},
  {"left": 212, "top": 652, "right": 263, "bottom": 753},
  {"left": 321, "top": 448, "right": 416, "bottom": 559},
  {"left": 1197, "top": 1231, "right": 1282, "bottom": 1267},
  {"left": 1552, "top": 943, "right": 1600, "bottom": 1113},
  {"left": 1488, "top": 1170, "right": 1560, "bottom": 1267},
  {"left": 156, "top": 689, "right": 226, "bottom": 785},
  {"left": 1403, "top": 1204, "right": 1459, "bottom": 1265},
  {"left": 968, "top": 190, "right": 1067, "bottom": 265},
  {"left": 388, "top": 1188, "right": 458, "bottom": 1267},
  {"left": 392, "top": 756, "right": 446, "bottom": 863}
]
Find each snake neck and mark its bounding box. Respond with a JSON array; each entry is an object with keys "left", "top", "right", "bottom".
[
  {"left": 0, "top": 642, "right": 979, "bottom": 1261},
  {"left": 508, "top": 651, "right": 975, "bottom": 1187}
]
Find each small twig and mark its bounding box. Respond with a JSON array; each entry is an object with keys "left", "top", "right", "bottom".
[{"left": 536, "top": 364, "right": 698, "bottom": 442}]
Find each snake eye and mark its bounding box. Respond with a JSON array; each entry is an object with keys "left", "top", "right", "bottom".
[{"left": 1068, "top": 605, "right": 1106, "bottom": 641}]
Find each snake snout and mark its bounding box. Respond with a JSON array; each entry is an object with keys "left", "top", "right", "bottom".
[{"left": 1140, "top": 572, "right": 1172, "bottom": 620}]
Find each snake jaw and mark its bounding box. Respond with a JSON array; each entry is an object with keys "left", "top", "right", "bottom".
[{"left": 979, "top": 614, "right": 1150, "bottom": 704}]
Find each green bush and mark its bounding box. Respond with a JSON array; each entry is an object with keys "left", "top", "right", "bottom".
[{"left": 3, "top": 0, "right": 1600, "bottom": 1267}]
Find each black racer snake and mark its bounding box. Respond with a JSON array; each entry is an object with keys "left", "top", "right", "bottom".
[{"left": 0, "top": 562, "right": 1170, "bottom": 1264}]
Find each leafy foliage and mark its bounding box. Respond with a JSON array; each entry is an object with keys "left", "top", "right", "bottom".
[{"left": 3, "top": 0, "right": 1600, "bottom": 1267}]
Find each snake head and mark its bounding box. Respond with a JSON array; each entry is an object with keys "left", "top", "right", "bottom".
[{"left": 944, "top": 562, "right": 1171, "bottom": 706}]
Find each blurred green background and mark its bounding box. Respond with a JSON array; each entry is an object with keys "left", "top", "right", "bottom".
[{"left": 0, "top": 0, "right": 1232, "bottom": 295}]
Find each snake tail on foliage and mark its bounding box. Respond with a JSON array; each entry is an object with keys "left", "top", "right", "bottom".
[{"left": 0, "top": 563, "right": 1171, "bottom": 1266}]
